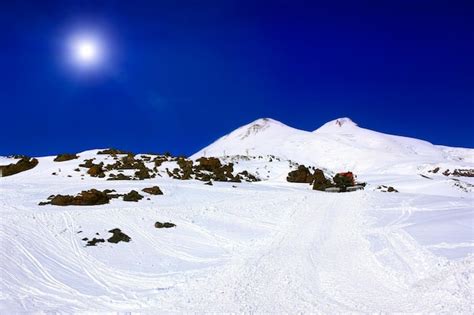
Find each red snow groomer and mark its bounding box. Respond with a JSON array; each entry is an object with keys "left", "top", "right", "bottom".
[
  {"left": 326, "top": 171, "right": 365, "bottom": 192},
  {"left": 336, "top": 172, "right": 356, "bottom": 186}
]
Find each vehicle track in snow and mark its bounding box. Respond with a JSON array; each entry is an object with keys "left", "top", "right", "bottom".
[
  {"left": 1, "top": 183, "right": 472, "bottom": 312},
  {"left": 167, "top": 191, "right": 473, "bottom": 312}
]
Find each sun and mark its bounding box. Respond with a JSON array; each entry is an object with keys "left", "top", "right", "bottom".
[
  {"left": 69, "top": 35, "right": 103, "bottom": 67},
  {"left": 75, "top": 40, "right": 97, "bottom": 61}
]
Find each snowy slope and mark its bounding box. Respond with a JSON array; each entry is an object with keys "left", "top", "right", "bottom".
[
  {"left": 1, "top": 120, "right": 473, "bottom": 312},
  {"left": 192, "top": 117, "right": 474, "bottom": 174}
]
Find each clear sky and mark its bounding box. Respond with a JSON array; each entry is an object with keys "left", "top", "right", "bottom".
[{"left": 1, "top": 1, "right": 473, "bottom": 156}]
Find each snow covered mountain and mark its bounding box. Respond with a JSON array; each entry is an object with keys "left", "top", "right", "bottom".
[
  {"left": 192, "top": 117, "right": 474, "bottom": 174},
  {"left": 1, "top": 118, "right": 473, "bottom": 312}
]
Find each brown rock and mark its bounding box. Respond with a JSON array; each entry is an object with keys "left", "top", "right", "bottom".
[
  {"left": 0, "top": 157, "right": 39, "bottom": 177},
  {"left": 123, "top": 190, "right": 144, "bottom": 202},
  {"left": 97, "top": 148, "right": 133, "bottom": 155},
  {"left": 54, "top": 154, "right": 78, "bottom": 162},
  {"left": 134, "top": 167, "right": 151, "bottom": 180},
  {"left": 86, "top": 238, "right": 105, "bottom": 246},
  {"left": 107, "top": 228, "right": 131, "bottom": 243},
  {"left": 287, "top": 165, "right": 313, "bottom": 183},
  {"left": 142, "top": 186, "right": 163, "bottom": 195},
  {"left": 154, "top": 222, "right": 176, "bottom": 228},
  {"left": 107, "top": 173, "right": 132, "bottom": 180},
  {"left": 87, "top": 165, "right": 105, "bottom": 178},
  {"left": 312, "top": 169, "right": 333, "bottom": 191},
  {"left": 48, "top": 189, "right": 111, "bottom": 206},
  {"left": 452, "top": 169, "right": 474, "bottom": 177},
  {"left": 196, "top": 157, "right": 222, "bottom": 171}
]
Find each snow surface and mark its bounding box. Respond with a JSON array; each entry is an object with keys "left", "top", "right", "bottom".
[{"left": 1, "top": 118, "right": 473, "bottom": 312}]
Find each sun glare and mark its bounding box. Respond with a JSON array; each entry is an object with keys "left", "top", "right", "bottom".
[{"left": 69, "top": 35, "right": 103, "bottom": 67}]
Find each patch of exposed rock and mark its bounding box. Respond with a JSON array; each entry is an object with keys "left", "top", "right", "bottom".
[
  {"left": 107, "top": 173, "right": 132, "bottom": 180},
  {"left": 142, "top": 186, "right": 163, "bottom": 195},
  {"left": 107, "top": 228, "right": 131, "bottom": 243},
  {"left": 97, "top": 148, "right": 134, "bottom": 155},
  {"left": 429, "top": 167, "right": 474, "bottom": 177},
  {"left": 377, "top": 185, "right": 399, "bottom": 193},
  {"left": 85, "top": 238, "right": 105, "bottom": 246},
  {"left": 40, "top": 189, "right": 112, "bottom": 206},
  {"left": 287, "top": 165, "right": 314, "bottom": 183},
  {"left": 312, "top": 169, "right": 333, "bottom": 191},
  {"left": 123, "top": 190, "right": 144, "bottom": 202},
  {"left": 166, "top": 156, "right": 259, "bottom": 183},
  {"left": 155, "top": 222, "right": 176, "bottom": 228},
  {"left": 0, "top": 157, "right": 39, "bottom": 177},
  {"left": 451, "top": 169, "right": 474, "bottom": 177},
  {"left": 54, "top": 154, "right": 78, "bottom": 162}
]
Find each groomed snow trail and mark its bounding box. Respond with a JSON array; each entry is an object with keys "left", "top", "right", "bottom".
[
  {"left": 167, "top": 190, "right": 472, "bottom": 313},
  {"left": 1, "top": 181, "right": 472, "bottom": 312}
]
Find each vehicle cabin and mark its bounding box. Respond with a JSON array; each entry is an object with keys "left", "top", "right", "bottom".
[{"left": 337, "top": 172, "right": 355, "bottom": 186}]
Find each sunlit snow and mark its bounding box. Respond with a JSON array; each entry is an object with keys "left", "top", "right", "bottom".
[{"left": 1, "top": 118, "right": 472, "bottom": 312}]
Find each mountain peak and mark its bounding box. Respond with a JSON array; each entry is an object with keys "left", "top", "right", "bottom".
[
  {"left": 333, "top": 117, "right": 357, "bottom": 127},
  {"left": 249, "top": 117, "right": 284, "bottom": 127},
  {"left": 190, "top": 117, "right": 307, "bottom": 159},
  {"left": 314, "top": 117, "right": 358, "bottom": 133},
  {"left": 237, "top": 118, "right": 293, "bottom": 140}
]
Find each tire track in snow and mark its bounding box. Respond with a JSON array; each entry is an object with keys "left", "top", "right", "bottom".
[
  {"left": 167, "top": 191, "right": 473, "bottom": 312},
  {"left": 1, "top": 182, "right": 472, "bottom": 312}
]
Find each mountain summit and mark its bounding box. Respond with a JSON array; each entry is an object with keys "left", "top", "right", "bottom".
[
  {"left": 314, "top": 117, "right": 358, "bottom": 133},
  {"left": 192, "top": 117, "right": 473, "bottom": 174},
  {"left": 191, "top": 118, "right": 310, "bottom": 160},
  {"left": 228, "top": 118, "right": 302, "bottom": 140}
]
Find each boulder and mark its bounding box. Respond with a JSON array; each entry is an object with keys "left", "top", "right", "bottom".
[
  {"left": 452, "top": 169, "right": 474, "bottom": 177},
  {"left": 177, "top": 157, "right": 194, "bottom": 180},
  {"left": 87, "top": 165, "right": 105, "bottom": 178},
  {"left": 97, "top": 148, "right": 133, "bottom": 155},
  {"left": 79, "top": 159, "right": 95, "bottom": 168},
  {"left": 154, "top": 222, "right": 176, "bottom": 228},
  {"left": 142, "top": 186, "right": 163, "bottom": 195},
  {"left": 134, "top": 167, "right": 151, "bottom": 180},
  {"left": 237, "top": 171, "right": 260, "bottom": 182},
  {"left": 107, "top": 229, "right": 131, "bottom": 243},
  {"left": 123, "top": 190, "right": 144, "bottom": 202},
  {"left": 107, "top": 173, "right": 132, "bottom": 180},
  {"left": 54, "top": 154, "right": 78, "bottom": 162},
  {"left": 154, "top": 157, "right": 166, "bottom": 167},
  {"left": 312, "top": 169, "right": 333, "bottom": 191},
  {"left": 196, "top": 157, "right": 222, "bottom": 171},
  {"left": 287, "top": 165, "right": 313, "bottom": 183},
  {"left": 0, "top": 157, "right": 39, "bottom": 177},
  {"left": 47, "top": 189, "right": 111, "bottom": 206},
  {"left": 86, "top": 238, "right": 105, "bottom": 246},
  {"left": 377, "top": 185, "right": 399, "bottom": 193}
]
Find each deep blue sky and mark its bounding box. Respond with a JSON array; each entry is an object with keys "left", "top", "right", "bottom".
[{"left": 1, "top": 1, "right": 473, "bottom": 156}]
